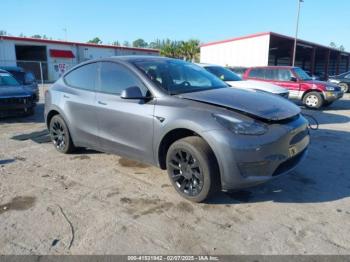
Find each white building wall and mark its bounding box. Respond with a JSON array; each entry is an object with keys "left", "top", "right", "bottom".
[
  {"left": 200, "top": 34, "right": 271, "bottom": 67},
  {"left": 77, "top": 46, "right": 115, "bottom": 62},
  {"left": 0, "top": 40, "right": 17, "bottom": 65},
  {"left": 46, "top": 43, "right": 78, "bottom": 80},
  {"left": 0, "top": 38, "right": 159, "bottom": 81}
]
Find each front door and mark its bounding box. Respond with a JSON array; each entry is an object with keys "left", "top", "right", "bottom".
[
  {"left": 95, "top": 61, "right": 155, "bottom": 164},
  {"left": 273, "top": 68, "right": 301, "bottom": 99}
]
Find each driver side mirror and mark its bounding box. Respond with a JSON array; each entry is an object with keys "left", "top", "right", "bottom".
[
  {"left": 121, "top": 86, "right": 151, "bottom": 100},
  {"left": 290, "top": 76, "right": 298, "bottom": 82}
]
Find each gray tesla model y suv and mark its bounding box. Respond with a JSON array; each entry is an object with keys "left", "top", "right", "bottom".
[{"left": 45, "top": 56, "right": 310, "bottom": 202}]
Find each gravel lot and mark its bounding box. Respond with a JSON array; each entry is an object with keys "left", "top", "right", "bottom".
[{"left": 0, "top": 91, "right": 349, "bottom": 255}]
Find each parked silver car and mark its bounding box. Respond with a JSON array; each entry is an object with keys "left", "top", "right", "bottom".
[
  {"left": 197, "top": 63, "right": 289, "bottom": 98},
  {"left": 45, "top": 56, "right": 310, "bottom": 202}
]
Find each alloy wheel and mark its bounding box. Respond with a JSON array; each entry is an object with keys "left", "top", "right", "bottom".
[
  {"left": 50, "top": 120, "right": 67, "bottom": 151},
  {"left": 305, "top": 95, "right": 319, "bottom": 107},
  {"left": 167, "top": 149, "right": 204, "bottom": 196},
  {"left": 339, "top": 83, "right": 348, "bottom": 93}
]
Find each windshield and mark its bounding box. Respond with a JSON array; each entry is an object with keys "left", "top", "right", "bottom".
[
  {"left": 294, "top": 68, "right": 312, "bottom": 81},
  {"left": 205, "top": 66, "right": 242, "bottom": 81},
  {"left": 132, "top": 59, "right": 228, "bottom": 95},
  {"left": 8, "top": 71, "right": 25, "bottom": 84},
  {"left": 0, "top": 73, "right": 20, "bottom": 86}
]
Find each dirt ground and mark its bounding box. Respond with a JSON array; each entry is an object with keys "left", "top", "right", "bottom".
[{"left": 0, "top": 90, "right": 349, "bottom": 255}]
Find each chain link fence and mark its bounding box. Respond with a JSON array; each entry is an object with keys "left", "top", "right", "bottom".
[{"left": 0, "top": 60, "right": 78, "bottom": 84}]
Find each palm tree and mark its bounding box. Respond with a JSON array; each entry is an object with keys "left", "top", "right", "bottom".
[{"left": 181, "top": 39, "right": 200, "bottom": 62}]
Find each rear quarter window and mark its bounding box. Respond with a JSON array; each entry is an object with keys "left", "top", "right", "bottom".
[{"left": 64, "top": 63, "right": 98, "bottom": 91}]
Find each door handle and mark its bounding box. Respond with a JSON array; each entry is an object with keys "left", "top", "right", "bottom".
[{"left": 98, "top": 101, "right": 107, "bottom": 105}]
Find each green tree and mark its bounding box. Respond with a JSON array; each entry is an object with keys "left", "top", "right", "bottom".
[
  {"left": 0, "top": 30, "right": 7, "bottom": 36},
  {"left": 31, "top": 34, "right": 42, "bottom": 39},
  {"left": 149, "top": 39, "right": 162, "bottom": 49},
  {"left": 133, "top": 38, "right": 148, "bottom": 48},
  {"left": 181, "top": 39, "right": 200, "bottom": 62},
  {"left": 112, "top": 41, "right": 120, "bottom": 46},
  {"left": 159, "top": 39, "right": 183, "bottom": 58},
  {"left": 123, "top": 41, "right": 130, "bottom": 47},
  {"left": 87, "top": 37, "right": 102, "bottom": 44},
  {"left": 329, "top": 42, "right": 346, "bottom": 51}
]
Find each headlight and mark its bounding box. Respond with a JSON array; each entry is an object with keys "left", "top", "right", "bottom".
[
  {"left": 329, "top": 79, "right": 340, "bottom": 84},
  {"left": 325, "top": 86, "right": 336, "bottom": 91},
  {"left": 213, "top": 114, "right": 267, "bottom": 135}
]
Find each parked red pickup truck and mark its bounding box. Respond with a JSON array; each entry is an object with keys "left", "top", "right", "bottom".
[{"left": 243, "top": 66, "right": 343, "bottom": 109}]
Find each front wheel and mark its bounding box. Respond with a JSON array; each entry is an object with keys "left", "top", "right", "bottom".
[
  {"left": 339, "top": 83, "right": 349, "bottom": 93},
  {"left": 303, "top": 92, "right": 324, "bottom": 109},
  {"left": 49, "top": 115, "right": 75, "bottom": 154},
  {"left": 166, "top": 136, "right": 220, "bottom": 202}
]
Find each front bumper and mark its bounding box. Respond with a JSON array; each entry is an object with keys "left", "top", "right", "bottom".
[
  {"left": 0, "top": 96, "right": 35, "bottom": 118},
  {"left": 323, "top": 90, "right": 344, "bottom": 102},
  {"left": 204, "top": 115, "right": 310, "bottom": 190}
]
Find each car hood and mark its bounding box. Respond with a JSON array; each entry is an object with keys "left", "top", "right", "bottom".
[
  {"left": 179, "top": 87, "right": 300, "bottom": 121},
  {"left": 304, "top": 80, "right": 337, "bottom": 86},
  {"left": 226, "top": 80, "right": 288, "bottom": 94},
  {"left": 0, "top": 85, "right": 32, "bottom": 98}
]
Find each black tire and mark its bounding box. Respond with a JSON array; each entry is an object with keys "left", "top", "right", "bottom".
[
  {"left": 166, "top": 136, "right": 220, "bottom": 202},
  {"left": 303, "top": 92, "right": 324, "bottom": 109},
  {"left": 339, "top": 83, "right": 349, "bottom": 93},
  {"left": 49, "top": 115, "right": 75, "bottom": 154}
]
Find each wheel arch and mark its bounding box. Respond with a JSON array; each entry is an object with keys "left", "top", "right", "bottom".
[
  {"left": 157, "top": 128, "right": 221, "bottom": 178},
  {"left": 302, "top": 89, "right": 324, "bottom": 100}
]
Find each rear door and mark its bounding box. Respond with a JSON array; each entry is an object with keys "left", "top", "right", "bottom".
[
  {"left": 62, "top": 62, "right": 100, "bottom": 149},
  {"left": 95, "top": 61, "right": 155, "bottom": 164}
]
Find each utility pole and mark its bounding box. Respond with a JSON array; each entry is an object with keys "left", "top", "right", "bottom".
[{"left": 292, "top": 0, "right": 303, "bottom": 67}]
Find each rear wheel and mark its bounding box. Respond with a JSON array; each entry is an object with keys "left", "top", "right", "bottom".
[
  {"left": 49, "top": 115, "right": 75, "bottom": 154},
  {"left": 339, "top": 83, "right": 349, "bottom": 93},
  {"left": 303, "top": 92, "right": 324, "bottom": 109},
  {"left": 166, "top": 136, "right": 220, "bottom": 202}
]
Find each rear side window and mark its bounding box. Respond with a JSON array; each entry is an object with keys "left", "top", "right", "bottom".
[
  {"left": 248, "top": 68, "right": 265, "bottom": 79},
  {"left": 99, "top": 62, "right": 146, "bottom": 95},
  {"left": 64, "top": 63, "right": 97, "bottom": 91},
  {"left": 264, "top": 69, "right": 279, "bottom": 80},
  {"left": 277, "top": 69, "right": 293, "bottom": 81}
]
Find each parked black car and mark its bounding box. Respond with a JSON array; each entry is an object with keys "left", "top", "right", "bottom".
[
  {"left": 0, "top": 66, "right": 39, "bottom": 101},
  {"left": 328, "top": 71, "right": 350, "bottom": 93},
  {"left": 0, "top": 69, "right": 36, "bottom": 118},
  {"left": 227, "top": 67, "right": 248, "bottom": 78}
]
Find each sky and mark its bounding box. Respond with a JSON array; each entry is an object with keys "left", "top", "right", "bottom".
[{"left": 1, "top": 0, "right": 350, "bottom": 50}]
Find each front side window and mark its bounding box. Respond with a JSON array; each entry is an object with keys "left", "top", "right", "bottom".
[
  {"left": 205, "top": 66, "right": 242, "bottom": 81},
  {"left": 277, "top": 69, "right": 293, "bottom": 81},
  {"left": 0, "top": 72, "right": 20, "bottom": 86},
  {"left": 293, "top": 68, "right": 312, "bottom": 81},
  {"left": 132, "top": 59, "right": 227, "bottom": 95},
  {"left": 99, "top": 62, "right": 146, "bottom": 95},
  {"left": 64, "top": 63, "right": 97, "bottom": 91}
]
